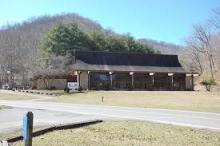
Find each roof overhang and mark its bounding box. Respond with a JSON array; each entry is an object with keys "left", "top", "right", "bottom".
[{"left": 71, "top": 60, "right": 188, "bottom": 74}]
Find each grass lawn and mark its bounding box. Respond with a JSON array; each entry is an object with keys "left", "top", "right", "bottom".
[
  {"left": 12, "top": 121, "right": 220, "bottom": 146},
  {"left": 0, "top": 131, "right": 20, "bottom": 141},
  {"left": 0, "top": 126, "right": 46, "bottom": 141},
  {"left": 1, "top": 90, "right": 220, "bottom": 113},
  {"left": 0, "top": 91, "right": 35, "bottom": 100},
  {"left": 51, "top": 91, "right": 220, "bottom": 113}
]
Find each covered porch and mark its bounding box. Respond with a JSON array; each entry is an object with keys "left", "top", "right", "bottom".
[{"left": 75, "top": 71, "right": 197, "bottom": 91}]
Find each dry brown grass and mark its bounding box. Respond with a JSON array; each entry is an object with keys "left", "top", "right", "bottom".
[
  {"left": 12, "top": 121, "right": 220, "bottom": 146},
  {"left": 0, "top": 91, "right": 35, "bottom": 100},
  {"left": 1, "top": 90, "right": 220, "bottom": 112},
  {"left": 51, "top": 91, "right": 220, "bottom": 112}
]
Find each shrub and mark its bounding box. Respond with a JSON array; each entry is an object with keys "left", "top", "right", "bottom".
[
  {"left": 200, "top": 78, "right": 217, "bottom": 91},
  {"left": 78, "top": 86, "right": 83, "bottom": 92},
  {"left": 32, "top": 86, "right": 37, "bottom": 89},
  {"left": 49, "top": 86, "right": 56, "bottom": 90},
  {"left": 64, "top": 86, "right": 70, "bottom": 93}
]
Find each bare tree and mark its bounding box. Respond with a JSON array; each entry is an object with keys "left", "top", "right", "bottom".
[
  {"left": 191, "top": 50, "right": 204, "bottom": 74},
  {"left": 33, "top": 54, "right": 71, "bottom": 89},
  {"left": 189, "top": 24, "right": 216, "bottom": 80},
  {"left": 212, "top": 8, "right": 220, "bottom": 29}
]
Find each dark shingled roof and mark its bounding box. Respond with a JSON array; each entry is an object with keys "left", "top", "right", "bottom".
[
  {"left": 72, "top": 51, "right": 187, "bottom": 73},
  {"left": 75, "top": 51, "right": 182, "bottom": 67}
]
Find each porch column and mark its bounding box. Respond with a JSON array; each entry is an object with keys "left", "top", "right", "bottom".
[
  {"left": 109, "top": 72, "right": 113, "bottom": 90},
  {"left": 77, "top": 71, "right": 81, "bottom": 87},
  {"left": 149, "top": 73, "right": 154, "bottom": 90},
  {"left": 191, "top": 74, "right": 194, "bottom": 91},
  {"left": 73, "top": 71, "right": 80, "bottom": 86},
  {"left": 168, "top": 73, "right": 174, "bottom": 90},
  {"left": 130, "top": 72, "right": 134, "bottom": 89},
  {"left": 88, "top": 71, "right": 90, "bottom": 90}
]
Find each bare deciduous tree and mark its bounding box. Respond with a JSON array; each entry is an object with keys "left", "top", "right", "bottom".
[
  {"left": 191, "top": 50, "right": 204, "bottom": 74},
  {"left": 212, "top": 8, "right": 220, "bottom": 29},
  {"left": 189, "top": 24, "right": 216, "bottom": 79},
  {"left": 33, "top": 54, "right": 71, "bottom": 89}
]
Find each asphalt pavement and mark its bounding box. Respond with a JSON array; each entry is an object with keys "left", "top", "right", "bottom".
[{"left": 0, "top": 100, "right": 220, "bottom": 132}]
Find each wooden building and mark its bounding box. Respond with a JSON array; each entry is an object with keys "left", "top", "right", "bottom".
[{"left": 71, "top": 51, "right": 198, "bottom": 91}]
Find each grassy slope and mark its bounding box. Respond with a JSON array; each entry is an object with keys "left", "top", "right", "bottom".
[
  {"left": 13, "top": 121, "right": 220, "bottom": 146},
  {"left": 51, "top": 91, "right": 220, "bottom": 113}
]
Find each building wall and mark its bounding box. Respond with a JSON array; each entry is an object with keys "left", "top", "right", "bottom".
[
  {"left": 79, "top": 71, "right": 88, "bottom": 90},
  {"left": 35, "top": 79, "right": 67, "bottom": 90}
]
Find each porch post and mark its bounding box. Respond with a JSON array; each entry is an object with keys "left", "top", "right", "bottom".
[
  {"left": 77, "top": 71, "right": 81, "bottom": 87},
  {"left": 149, "top": 73, "right": 154, "bottom": 90},
  {"left": 130, "top": 72, "right": 134, "bottom": 90},
  {"left": 168, "top": 73, "right": 174, "bottom": 90},
  {"left": 74, "top": 71, "right": 80, "bottom": 87},
  {"left": 191, "top": 74, "right": 194, "bottom": 91},
  {"left": 88, "top": 71, "right": 90, "bottom": 90},
  {"left": 109, "top": 72, "right": 113, "bottom": 90}
]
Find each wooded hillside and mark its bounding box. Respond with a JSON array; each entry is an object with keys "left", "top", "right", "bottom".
[
  {"left": 0, "top": 12, "right": 219, "bottom": 90},
  {"left": 0, "top": 13, "right": 160, "bottom": 87}
]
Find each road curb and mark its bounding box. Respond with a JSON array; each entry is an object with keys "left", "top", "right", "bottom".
[{"left": 6, "top": 120, "right": 103, "bottom": 143}]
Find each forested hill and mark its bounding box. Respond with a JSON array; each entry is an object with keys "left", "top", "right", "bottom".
[
  {"left": 139, "top": 39, "right": 183, "bottom": 55},
  {"left": 0, "top": 13, "right": 183, "bottom": 57},
  {"left": 0, "top": 13, "right": 184, "bottom": 84},
  {"left": 0, "top": 14, "right": 104, "bottom": 60}
]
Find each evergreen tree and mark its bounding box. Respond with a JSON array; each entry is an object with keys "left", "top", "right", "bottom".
[
  {"left": 41, "top": 24, "right": 90, "bottom": 56},
  {"left": 41, "top": 23, "right": 155, "bottom": 56}
]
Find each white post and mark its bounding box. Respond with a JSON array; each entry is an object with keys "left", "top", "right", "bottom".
[
  {"left": 129, "top": 72, "right": 134, "bottom": 89},
  {"left": 87, "top": 71, "right": 90, "bottom": 90},
  {"left": 168, "top": 73, "right": 174, "bottom": 90},
  {"left": 109, "top": 72, "right": 113, "bottom": 89},
  {"left": 149, "top": 73, "right": 154, "bottom": 90}
]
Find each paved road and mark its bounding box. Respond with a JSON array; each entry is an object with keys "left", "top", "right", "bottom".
[
  {"left": 0, "top": 100, "right": 220, "bottom": 132},
  {"left": 0, "top": 107, "right": 104, "bottom": 134}
]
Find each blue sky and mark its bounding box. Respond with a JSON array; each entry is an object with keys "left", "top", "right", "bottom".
[{"left": 0, "top": 0, "right": 220, "bottom": 45}]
